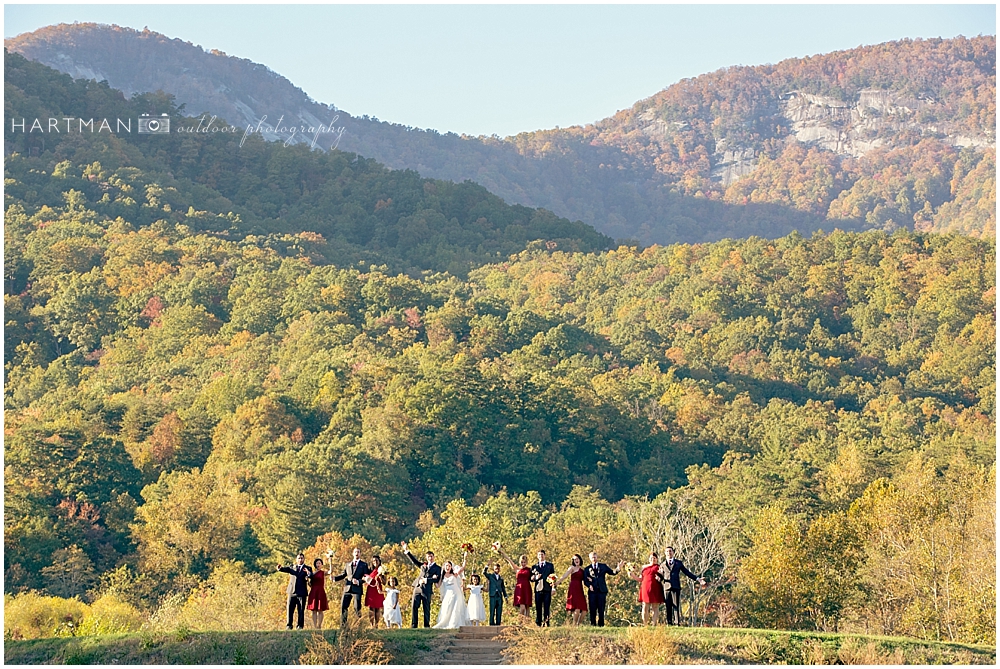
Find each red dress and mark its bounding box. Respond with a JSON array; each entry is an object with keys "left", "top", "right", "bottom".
[
  {"left": 638, "top": 565, "right": 665, "bottom": 604},
  {"left": 307, "top": 570, "right": 329, "bottom": 611},
  {"left": 513, "top": 567, "right": 533, "bottom": 607},
  {"left": 566, "top": 568, "right": 587, "bottom": 611},
  {"left": 364, "top": 571, "right": 385, "bottom": 609}
]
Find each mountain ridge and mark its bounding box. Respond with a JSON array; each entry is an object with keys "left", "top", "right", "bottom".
[{"left": 6, "top": 24, "right": 996, "bottom": 242}]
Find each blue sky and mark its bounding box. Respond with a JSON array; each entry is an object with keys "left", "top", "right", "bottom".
[{"left": 5, "top": 4, "right": 996, "bottom": 137}]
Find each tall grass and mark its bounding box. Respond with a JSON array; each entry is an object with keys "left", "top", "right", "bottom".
[
  {"left": 498, "top": 626, "right": 994, "bottom": 665},
  {"left": 298, "top": 615, "right": 390, "bottom": 665}
]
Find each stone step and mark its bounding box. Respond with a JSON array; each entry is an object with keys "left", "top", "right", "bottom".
[
  {"left": 442, "top": 655, "right": 504, "bottom": 662},
  {"left": 446, "top": 648, "right": 505, "bottom": 656},
  {"left": 458, "top": 625, "right": 513, "bottom": 634},
  {"left": 435, "top": 658, "right": 503, "bottom": 666},
  {"left": 450, "top": 639, "right": 508, "bottom": 647}
]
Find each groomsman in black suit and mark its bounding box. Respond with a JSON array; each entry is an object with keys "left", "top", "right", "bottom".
[
  {"left": 401, "top": 541, "right": 442, "bottom": 628},
  {"left": 277, "top": 553, "right": 313, "bottom": 629},
  {"left": 484, "top": 562, "right": 508, "bottom": 625},
  {"left": 332, "top": 547, "right": 369, "bottom": 624},
  {"left": 530, "top": 549, "right": 555, "bottom": 626},
  {"left": 583, "top": 552, "right": 624, "bottom": 627},
  {"left": 661, "top": 546, "right": 705, "bottom": 625}
]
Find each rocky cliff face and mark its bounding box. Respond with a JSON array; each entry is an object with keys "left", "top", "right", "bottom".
[
  {"left": 780, "top": 89, "right": 989, "bottom": 156},
  {"left": 708, "top": 89, "right": 995, "bottom": 186}
]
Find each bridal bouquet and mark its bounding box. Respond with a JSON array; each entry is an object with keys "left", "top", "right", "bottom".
[
  {"left": 377, "top": 564, "right": 386, "bottom": 576},
  {"left": 461, "top": 543, "right": 475, "bottom": 553},
  {"left": 491, "top": 542, "right": 501, "bottom": 553},
  {"left": 546, "top": 574, "right": 557, "bottom": 586}
]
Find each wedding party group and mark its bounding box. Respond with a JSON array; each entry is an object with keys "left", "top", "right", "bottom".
[{"left": 276, "top": 542, "right": 705, "bottom": 630}]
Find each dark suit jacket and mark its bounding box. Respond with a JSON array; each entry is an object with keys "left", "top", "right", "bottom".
[
  {"left": 661, "top": 558, "right": 699, "bottom": 591},
  {"left": 485, "top": 572, "right": 507, "bottom": 599},
  {"left": 332, "top": 560, "right": 369, "bottom": 595},
  {"left": 279, "top": 564, "right": 313, "bottom": 597},
  {"left": 404, "top": 551, "right": 442, "bottom": 598},
  {"left": 530, "top": 562, "right": 555, "bottom": 593},
  {"left": 583, "top": 562, "right": 617, "bottom": 594}
]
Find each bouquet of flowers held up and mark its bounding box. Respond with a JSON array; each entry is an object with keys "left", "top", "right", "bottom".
[
  {"left": 461, "top": 543, "right": 475, "bottom": 553},
  {"left": 491, "top": 542, "right": 501, "bottom": 553}
]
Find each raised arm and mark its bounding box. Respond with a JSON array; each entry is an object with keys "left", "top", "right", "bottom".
[
  {"left": 498, "top": 547, "right": 519, "bottom": 571},
  {"left": 554, "top": 566, "right": 574, "bottom": 586},
  {"left": 401, "top": 542, "right": 423, "bottom": 568}
]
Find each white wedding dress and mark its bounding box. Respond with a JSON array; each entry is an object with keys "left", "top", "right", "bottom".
[{"left": 433, "top": 570, "right": 471, "bottom": 629}]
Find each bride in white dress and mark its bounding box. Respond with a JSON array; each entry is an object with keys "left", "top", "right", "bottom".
[{"left": 433, "top": 555, "right": 471, "bottom": 629}]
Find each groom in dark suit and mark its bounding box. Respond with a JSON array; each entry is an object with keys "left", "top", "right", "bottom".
[
  {"left": 484, "top": 562, "right": 508, "bottom": 625},
  {"left": 401, "top": 541, "right": 442, "bottom": 628},
  {"left": 583, "top": 552, "right": 624, "bottom": 627},
  {"left": 661, "top": 546, "right": 705, "bottom": 625},
  {"left": 277, "top": 553, "right": 312, "bottom": 629},
  {"left": 530, "top": 549, "right": 555, "bottom": 626},
  {"left": 332, "top": 547, "right": 369, "bottom": 624}
]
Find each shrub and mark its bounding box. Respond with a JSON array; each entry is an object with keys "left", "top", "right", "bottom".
[
  {"left": 147, "top": 560, "right": 286, "bottom": 632},
  {"left": 4, "top": 592, "right": 89, "bottom": 639},
  {"left": 78, "top": 594, "right": 145, "bottom": 635}
]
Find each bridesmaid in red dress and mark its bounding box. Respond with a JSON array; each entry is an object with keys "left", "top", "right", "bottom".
[
  {"left": 307, "top": 556, "right": 332, "bottom": 628},
  {"left": 362, "top": 555, "right": 386, "bottom": 627},
  {"left": 628, "top": 552, "right": 665, "bottom": 625},
  {"left": 498, "top": 545, "right": 533, "bottom": 623},
  {"left": 554, "top": 554, "right": 588, "bottom": 625}
]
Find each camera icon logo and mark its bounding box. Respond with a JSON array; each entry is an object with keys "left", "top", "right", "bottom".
[{"left": 138, "top": 113, "right": 170, "bottom": 134}]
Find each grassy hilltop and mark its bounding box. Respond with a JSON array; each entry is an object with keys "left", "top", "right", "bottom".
[{"left": 5, "top": 626, "right": 996, "bottom": 665}]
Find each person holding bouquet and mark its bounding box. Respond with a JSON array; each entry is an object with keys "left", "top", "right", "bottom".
[
  {"left": 363, "top": 554, "right": 386, "bottom": 627},
  {"left": 553, "top": 554, "right": 587, "bottom": 626},
  {"left": 627, "top": 551, "right": 665, "bottom": 625},
  {"left": 530, "top": 549, "right": 555, "bottom": 627},
  {"left": 497, "top": 543, "right": 532, "bottom": 623}
]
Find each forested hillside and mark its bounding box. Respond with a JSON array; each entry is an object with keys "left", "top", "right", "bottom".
[
  {"left": 4, "top": 39, "right": 995, "bottom": 647},
  {"left": 4, "top": 50, "right": 611, "bottom": 280},
  {"left": 7, "top": 25, "right": 996, "bottom": 243}
]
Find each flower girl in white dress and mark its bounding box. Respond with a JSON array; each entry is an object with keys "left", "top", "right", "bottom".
[
  {"left": 466, "top": 573, "right": 486, "bottom": 625},
  {"left": 382, "top": 577, "right": 403, "bottom": 628}
]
